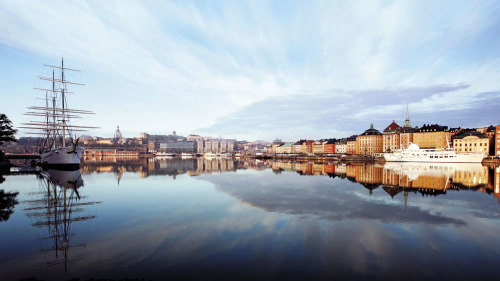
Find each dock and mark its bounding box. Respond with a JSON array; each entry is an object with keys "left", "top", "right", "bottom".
[{"left": 4, "top": 154, "right": 41, "bottom": 159}]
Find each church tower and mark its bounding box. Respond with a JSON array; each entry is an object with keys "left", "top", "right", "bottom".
[{"left": 404, "top": 104, "right": 411, "bottom": 128}]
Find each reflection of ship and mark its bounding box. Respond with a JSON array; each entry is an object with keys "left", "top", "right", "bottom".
[
  {"left": 155, "top": 152, "right": 176, "bottom": 157},
  {"left": 23, "top": 169, "right": 101, "bottom": 271},
  {"left": 384, "top": 143, "right": 485, "bottom": 163},
  {"left": 383, "top": 162, "right": 488, "bottom": 194},
  {"left": 19, "top": 59, "right": 97, "bottom": 169},
  {"left": 383, "top": 162, "right": 485, "bottom": 181}
]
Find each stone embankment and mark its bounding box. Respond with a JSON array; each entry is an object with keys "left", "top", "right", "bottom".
[{"left": 482, "top": 157, "right": 500, "bottom": 167}]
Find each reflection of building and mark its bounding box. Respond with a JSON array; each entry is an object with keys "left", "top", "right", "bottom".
[{"left": 355, "top": 165, "right": 383, "bottom": 191}]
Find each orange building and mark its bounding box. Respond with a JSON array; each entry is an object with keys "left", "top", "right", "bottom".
[
  {"left": 322, "top": 140, "right": 335, "bottom": 154},
  {"left": 356, "top": 123, "right": 383, "bottom": 156}
]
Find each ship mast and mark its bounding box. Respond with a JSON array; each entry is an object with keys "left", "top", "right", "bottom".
[
  {"left": 52, "top": 70, "right": 57, "bottom": 149},
  {"left": 21, "top": 58, "right": 99, "bottom": 149},
  {"left": 61, "top": 58, "right": 66, "bottom": 147}
]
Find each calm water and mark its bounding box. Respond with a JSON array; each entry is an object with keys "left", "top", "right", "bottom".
[{"left": 1, "top": 158, "right": 500, "bottom": 281}]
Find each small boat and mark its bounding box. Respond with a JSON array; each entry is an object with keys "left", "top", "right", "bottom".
[
  {"left": 204, "top": 153, "right": 218, "bottom": 158},
  {"left": 384, "top": 143, "right": 485, "bottom": 163},
  {"left": 180, "top": 153, "right": 194, "bottom": 158},
  {"left": 20, "top": 58, "right": 98, "bottom": 170}
]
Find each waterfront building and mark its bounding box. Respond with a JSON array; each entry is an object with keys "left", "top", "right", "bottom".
[
  {"left": 453, "top": 131, "right": 489, "bottom": 154},
  {"left": 322, "top": 139, "right": 336, "bottom": 154},
  {"left": 276, "top": 142, "right": 293, "bottom": 154},
  {"left": 413, "top": 124, "right": 453, "bottom": 149},
  {"left": 382, "top": 121, "right": 403, "bottom": 153},
  {"left": 270, "top": 139, "right": 285, "bottom": 154},
  {"left": 475, "top": 126, "right": 496, "bottom": 156},
  {"left": 186, "top": 135, "right": 203, "bottom": 153},
  {"left": 148, "top": 140, "right": 156, "bottom": 153},
  {"left": 400, "top": 128, "right": 415, "bottom": 149},
  {"left": 312, "top": 141, "right": 323, "bottom": 154},
  {"left": 293, "top": 140, "right": 304, "bottom": 154},
  {"left": 347, "top": 140, "right": 356, "bottom": 154},
  {"left": 496, "top": 125, "right": 500, "bottom": 156},
  {"left": 356, "top": 123, "right": 383, "bottom": 156},
  {"left": 300, "top": 140, "right": 313, "bottom": 154},
  {"left": 159, "top": 141, "right": 196, "bottom": 153},
  {"left": 335, "top": 139, "right": 347, "bottom": 154}
]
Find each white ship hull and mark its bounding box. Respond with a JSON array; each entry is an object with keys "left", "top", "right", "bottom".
[
  {"left": 384, "top": 143, "right": 484, "bottom": 163},
  {"left": 40, "top": 146, "right": 84, "bottom": 169}
]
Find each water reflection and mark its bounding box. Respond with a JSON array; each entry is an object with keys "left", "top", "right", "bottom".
[
  {"left": 23, "top": 169, "right": 101, "bottom": 271},
  {"left": 0, "top": 157, "right": 499, "bottom": 280},
  {"left": 82, "top": 156, "right": 500, "bottom": 204}
]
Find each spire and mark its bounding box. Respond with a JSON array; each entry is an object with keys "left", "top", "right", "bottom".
[
  {"left": 370, "top": 122, "right": 374, "bottom": 129},
  {"left": 404, "top": 104, "right": 411, "bottom": 128}
]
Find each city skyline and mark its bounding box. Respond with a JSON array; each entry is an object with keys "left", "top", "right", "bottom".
[{"left": 1, "top": 0, "right": 500, "bottom": 141}]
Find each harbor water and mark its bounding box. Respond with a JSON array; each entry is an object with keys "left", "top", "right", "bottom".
[{"left": 1, "top": 158, "right": 500, "bottom": 280}]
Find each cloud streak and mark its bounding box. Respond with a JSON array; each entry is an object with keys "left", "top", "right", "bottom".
[{"left": 0, "top": 0, "right": 499, "bottom": 139}]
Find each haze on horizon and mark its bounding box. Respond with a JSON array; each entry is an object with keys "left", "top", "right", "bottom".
[{"left": 1, "top": 0, "right": 499, "bottom": 142}]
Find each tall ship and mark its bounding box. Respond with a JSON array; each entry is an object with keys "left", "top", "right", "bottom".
[
  {"left": 20, "top": 58, "right": 97, "bottom": 169},
  {"left": 384, "top": 143, "right": 485, "bottom": 163}
]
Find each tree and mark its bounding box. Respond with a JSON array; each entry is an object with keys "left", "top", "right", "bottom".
[{"left": 0, "top": 113, "right": 17, "bottom": 146}]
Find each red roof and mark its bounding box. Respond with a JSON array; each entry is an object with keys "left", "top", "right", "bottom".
[{"left": 383, "top": 121, "right": 403, "bottom": 133}]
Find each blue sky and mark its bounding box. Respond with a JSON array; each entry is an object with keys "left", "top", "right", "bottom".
[{"left": 1, "top": 0, "right": 499, "bottom": 141}]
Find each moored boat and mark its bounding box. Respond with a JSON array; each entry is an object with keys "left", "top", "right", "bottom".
[
  {"left": 19, "top": 58, "right": 98, "bottom": 169},
  {"left": 384, "top": 143, "right": 485, "bottom": 163}
]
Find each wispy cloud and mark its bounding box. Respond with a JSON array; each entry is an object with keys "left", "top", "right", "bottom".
[{"left": 0, "top": 0, "right": 499, "bottom": 139}]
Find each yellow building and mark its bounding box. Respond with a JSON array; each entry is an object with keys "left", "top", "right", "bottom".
[
  {"left": 347, "top": 140, "right": 356, "bottom": 154},
  {"left": 356, "top": 123, "right": 383, "bottom": 156},
  {"left": 312, "top": 141, "right": 323, "bottom": 154},
  {"left": 413, "top": 124, "right": 452, "bottom": 149},
  {"left": 453, "top": 132, "right": 489, "bottom": 154}
]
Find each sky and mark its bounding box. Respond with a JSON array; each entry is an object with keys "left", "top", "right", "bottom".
[{"left": 1, "top": 0, "right": 499, "bottom": 142}]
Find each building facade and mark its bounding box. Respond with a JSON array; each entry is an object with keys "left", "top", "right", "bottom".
[
  {"left": 453, "top": 132, "right": 489, "bottom": 154},
  {"left": 382, "top": 121, "right": 403, "bottom": 153},
  {"left": 356, "top": 124, "right": 383, "bottom": 156},
  {"left": 413, "top": 124, "right": 453, "bottom": 149}
]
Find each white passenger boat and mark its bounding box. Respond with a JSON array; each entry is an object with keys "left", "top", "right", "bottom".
[{"left": 384, "top": 143, "right": 485, "bottom": 163}]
